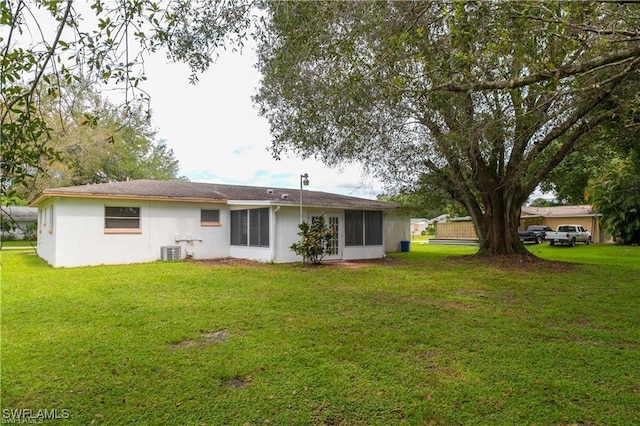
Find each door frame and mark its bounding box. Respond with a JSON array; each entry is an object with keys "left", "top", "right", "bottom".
[{"left": 310, "top": 213, "right": 342, "bottom": 261}]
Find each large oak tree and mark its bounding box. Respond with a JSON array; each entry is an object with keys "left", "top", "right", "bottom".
[{"left": 253, "top": 1, "right": 640, "bottom": 256}]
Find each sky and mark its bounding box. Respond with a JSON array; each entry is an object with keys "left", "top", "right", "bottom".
[{"left": 141, "top": 45, "right": 384, "bottom": 200}]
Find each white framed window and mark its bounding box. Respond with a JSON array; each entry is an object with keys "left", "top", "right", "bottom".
[
  {"left": 104, "top": 206, "right": 141, "bottom": 233},
  {"left": 201, "top": 209, "right": 221, "bottom": 226}
]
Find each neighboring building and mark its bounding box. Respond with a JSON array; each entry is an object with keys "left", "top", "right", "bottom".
[
  {"left": 410, "top": 218, "right": 429, "bottom": 236},
  {"left": 30, "top": 180, "right": 409, "bottom": 267},
  {"left": 411, "top": 214, "right": 450, "bottom": 236},
  {"left": 520, "top": 205, "right": 607, "bottom": 243},
  {"left": 1, "top": 206, "right": 38, "bottom": 240},
  {"left": 431, "top": 214, "right": 451, "bottom": 223},
  {"left": 431, "top": 205, "right": 607, "bottom": 243}
]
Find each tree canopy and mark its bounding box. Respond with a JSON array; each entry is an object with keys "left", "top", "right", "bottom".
[
  {"left": 253, "top": 1, "right": 640, "bottom": 255},
  {"left": 540, "top": 95, "right": 640, "bottom": 205},
  {"left": 3, "top": 1, "right": 151, "bottom": 198},
  {"left": 8, "top": 79, "right": 183, "bottom": 202},
  {"left": 586, "top": 132, "right": 640, "bottom": 245},
  {"left": 588, "top": 157, "right": 640, "bottom": 245}
]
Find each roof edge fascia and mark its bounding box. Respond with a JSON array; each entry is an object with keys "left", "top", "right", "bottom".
[
  {"left": 30, "top": 191, "right": 227, "bottom": 206},
  {"left": 227, "top": 200, "right": 276, "bottom": 206},
  {"left": 227, "top": 201, "right": 396, "bottom": 210}
]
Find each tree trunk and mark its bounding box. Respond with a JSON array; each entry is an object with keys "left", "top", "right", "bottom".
[{"left": 473, "top": 192, "right": 532, "bottom": 257}]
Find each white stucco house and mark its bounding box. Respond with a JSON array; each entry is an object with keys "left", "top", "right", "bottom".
[{"left": 30, "top": 179, "right": 409, "bottom": 268}]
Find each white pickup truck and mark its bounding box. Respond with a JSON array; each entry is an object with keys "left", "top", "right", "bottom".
[{"left": 544, "top": 225, "right": 592, "bottom": 246}]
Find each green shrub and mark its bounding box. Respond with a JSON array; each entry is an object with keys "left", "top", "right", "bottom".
[{"left": 290, "top": 214, "right": 334, "bottom": 264}]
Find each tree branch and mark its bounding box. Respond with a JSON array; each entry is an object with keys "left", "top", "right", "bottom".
[
  {"left": 529, "top": 56, "right": 639, "bottom": 161},
  {"left": 3, "top": 0, "right": 73, "bottom": 116},
  {"left": 525, "top": 108, "right": 616, "bottom": 197},
  {"left": 438, "top": 46, "right": 640, "bottom": 92},
  {"left": 519, "top": 13, "right": 640, "bottom": 38}
]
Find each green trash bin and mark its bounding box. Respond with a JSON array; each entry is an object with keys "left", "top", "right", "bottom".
[{"left": 400, "top": 240, "right": 410, "bottom": 252}]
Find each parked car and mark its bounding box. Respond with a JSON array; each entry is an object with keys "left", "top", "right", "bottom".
[
  {"left": 544, "top": 225, "right": 591, "bottom": 246},
  {"left": 519, "top": 225, "right": 553, "bottom": 244}
]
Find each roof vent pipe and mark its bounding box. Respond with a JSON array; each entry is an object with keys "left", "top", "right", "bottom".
[
  {"left": 267, "top": 189, "right": 274, "bottom": 194},
  {"left": 281, "top": 194, "right": 289, "bottom": 200}
]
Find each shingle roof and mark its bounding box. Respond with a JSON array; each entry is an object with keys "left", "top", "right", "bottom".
[{"left": 31, "top": 179, "right": 396, "bottom": 210}]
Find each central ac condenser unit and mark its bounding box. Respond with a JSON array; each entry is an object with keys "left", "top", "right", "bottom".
[{"left": 161, "top": 245, "right": 181, "bottom": 261}]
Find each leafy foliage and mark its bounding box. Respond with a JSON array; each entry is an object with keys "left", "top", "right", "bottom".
[
  {"left": 528, "top": 198, "right": 562, "bottom": 208},
  {"left": 158, "top": 0, "right": 254, "bottom": 83},
  {"left": 379, "top": 191, "right": 464, "bottom": 221},
  {"left": 541, "top": 91, "right": 640, "bottom": 205},
  {"left": 1, "top": 1, "right": 164, "bottom": 200},
  {"left": 290, "top": 214, "right": 334, "bottom": 264},
  {"left": 7, "top": 79, "right": 184, "bottom": 201},
  {"left": 379, "top": 171, "right": 470, "bottom": 220},
  {"left": 587, "top": 158, "right": 640, "bottom": 244},
  {"left": 540, "top": 140, "right": 619, "bottom": 205}
]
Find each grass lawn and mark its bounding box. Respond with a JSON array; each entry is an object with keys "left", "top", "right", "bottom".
[
  {"left": 409, "top": 233, "right": 433, "bottom": 243},
  {"left": 1, "top": 244, "right": 639, "bottom": 425},
  {"left": 0, "top": 240, "right": 36, "bottom": 248}
]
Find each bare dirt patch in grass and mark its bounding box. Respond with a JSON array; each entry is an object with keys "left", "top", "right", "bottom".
[
  {"left": 225, "top": 377, "right": 250, "bottom": 389},
  {"left": 338, "top": 257, "right": 404, "bottom": 269},
  {"left": 169, "top": 330, "right": 229, "bottom": 349},
  {"left": 187, "top": 253, "right": 576, "bottom": 273},
  {"left": 434, "top": 300, "right": 477, "bottom": 311}
]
